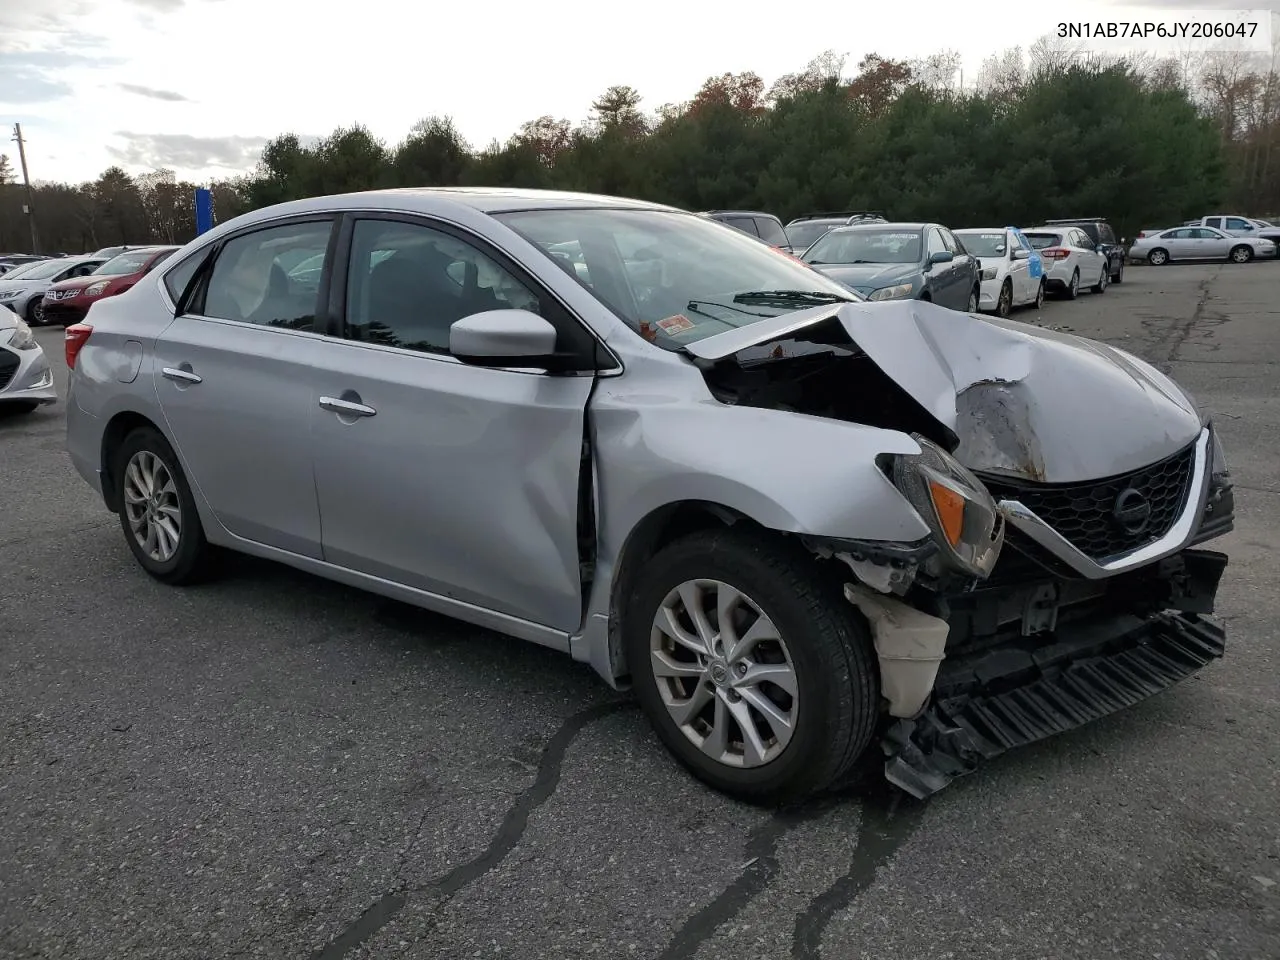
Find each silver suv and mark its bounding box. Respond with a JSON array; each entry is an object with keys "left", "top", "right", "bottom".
[{"left": 65, "top": 188, "right": 1234, "bottom": 804}]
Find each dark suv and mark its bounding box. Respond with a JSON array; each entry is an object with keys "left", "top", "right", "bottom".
[
  {"left": 1043, "top": 218, "right": 1126, "bottom": 283},
  {"left": 701, "top": 211, "right": 793, "bottom": 253},
  {"left": 784, "top": 212, "right": 887, "bottom": 255}
]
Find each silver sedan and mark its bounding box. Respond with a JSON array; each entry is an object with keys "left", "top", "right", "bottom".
[
  {"left": 0, "top": 303, "right": 57, "bottom": 413},
  {"left": 64, "top": 188, "right": 1235, "bottom": 804},
  {"left": 1130, "top": 226, "right": 1277, "bottom": 265}
]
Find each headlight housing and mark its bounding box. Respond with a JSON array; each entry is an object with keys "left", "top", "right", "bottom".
[
  {"left": 869, "top": 282, "right": 914, "bottom": 302},
  {"left": 980, "top": 266, "right": 997, "bottom": 280},
  {"left": 84, "top": 281, "right": 110, "bottom": 297},
  {"left": 890, "top": 435, "right": 1005, "bottom": 579},
  {"left": 8, "top": 318, "right": 38, "bottom": 350},
  {"left": 0, "top": 289, "right": 19, "bottom": 301}
]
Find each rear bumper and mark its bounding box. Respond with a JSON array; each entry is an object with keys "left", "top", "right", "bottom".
[{"left": 882, "top": 547, "right": 1229, "bottom": 798}]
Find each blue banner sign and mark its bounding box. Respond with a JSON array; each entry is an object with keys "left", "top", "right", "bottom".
[{"left": 195, "top": 188, "right": 214, "bottom": 236}]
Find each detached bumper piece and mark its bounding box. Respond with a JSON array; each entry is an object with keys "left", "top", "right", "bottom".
[{"left": 883, "top": 609, "right": 1226, "bottom": 799}]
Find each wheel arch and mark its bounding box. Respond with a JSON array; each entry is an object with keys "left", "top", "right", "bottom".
[{"left": 99, "top": 410, "right": 170, "bottom": 512}]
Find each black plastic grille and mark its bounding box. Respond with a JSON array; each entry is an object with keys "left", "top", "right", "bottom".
[
  {"left": 0, "top": 348, "right": 18, "bottom": 390},
  {"left": 981, "top": 442, "right": 1197, "bottom": 561}
]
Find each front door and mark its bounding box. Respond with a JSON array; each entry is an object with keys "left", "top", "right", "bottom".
[
  {"left": 153, "top": 217, "right": 335, "bottom": 558},
  {"left": 309, "top": 215, "right": 596, "bottom": 632}
]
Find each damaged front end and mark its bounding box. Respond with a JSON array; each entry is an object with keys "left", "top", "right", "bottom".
[{"left": 688, "top": 301, "right": 1235, "bottom": 799}]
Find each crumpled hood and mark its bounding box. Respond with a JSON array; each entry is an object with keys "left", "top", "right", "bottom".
[
  {"left": 685, "top": 300, "right": 1203, "bottom": 483},
  {"left": 811, "top": 263, "right": 918, "bottom": 294}
]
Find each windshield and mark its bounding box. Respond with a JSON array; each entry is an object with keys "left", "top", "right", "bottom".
[
  {"left": 785, "top": 221, "right": 841, "bottom": 251},
  {"left": 1250, "top": 219, "right": 1274, "bottom": 228},
  {"left": 494, "top": 208, "right": 857, "bottom": 348},
  {"left": 1024, "top": 232, "right": 1062, "bottom": 250},
  {"left": 93, "top": 250, "right": 159, "bottom": 276},
  {"left": 804, "top": 228, "right": 922, "bottom": 265},
  {"left": 955, "top": 231, "right": 1008, "bottom": 258},
  {"left": 4, "top": 258, "right": 76, "bottom": 281}
]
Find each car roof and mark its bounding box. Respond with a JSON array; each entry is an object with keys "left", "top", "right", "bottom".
[
  {"left": 278, "top": 187, "right": 676, "bottom": 216},
  {"left": 832, "top": 221, "right": 929, "bottom": 232},
  {"left": 955, "top": 227, "right": 1009, "bottom": 233},
  {"left": 703, "top": 209, "right": 780, "bottom": 219}
]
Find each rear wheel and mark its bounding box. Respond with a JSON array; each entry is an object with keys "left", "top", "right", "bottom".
[
  {"left": 1064, "top": 269, "right": 1080, "bottom": 299},
  {"left": 1111, "top": 259, "right": 1124, "bottom": 283},
  {"left": 113, "top": 427, "right": 214, "bottom": 585},
  {"left": 1230, "top": 244, "right": 1253, "bottom": 264},
  {"left": 625, "top": 527, "right": 879, "bottom": 806},
  {"left": 1148, "top": 248, "right": 1169, "bottom": 266},
  {"left": 1091, "top": 266, "right": 1108, "bottom": 294}
]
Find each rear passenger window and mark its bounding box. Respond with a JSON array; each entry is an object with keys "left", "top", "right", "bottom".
[
  {"left": 344, "top": 219, "right": 542, "bottom": 356},
  {"left": 753, "top": 217, "right": 788, "bottom": 246},
  {"left": 1225, "top": 217, "right": 1251, "bottom": 230},
  {"left": 724, "top": 217, "right": 760, "bottom": 237},
  {"left": 164, "top": 253, "right": 204, "bottom": 306},
  {"left": 202, "top": 220, "right": 332, "bottom": 330}
]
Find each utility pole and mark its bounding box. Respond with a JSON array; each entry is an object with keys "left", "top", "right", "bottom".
[{"left": 11, "top": 123, "right": 40, "bottom": 255}]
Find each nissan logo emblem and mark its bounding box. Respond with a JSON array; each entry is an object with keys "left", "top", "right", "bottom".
[{"left": 1112, "top": 488, "right": 1152, "bottom": 535}]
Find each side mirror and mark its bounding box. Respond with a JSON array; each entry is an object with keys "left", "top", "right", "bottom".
[
  {"left": 1012, "top": 248, "right": 1031, "bottom": 260},
  {"left": 450, "top": 308, "right": 569, "bottom": 370},
  {"left": 928, "top": 251, "right": 954, "bottom": 265}
]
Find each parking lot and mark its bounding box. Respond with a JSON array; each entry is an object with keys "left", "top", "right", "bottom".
[{"left": 2, "top": 261, "right": 1279, "bottom": 959}]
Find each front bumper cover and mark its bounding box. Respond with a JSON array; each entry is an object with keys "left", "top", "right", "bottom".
[{"left": 882, "top": 548, "right": 1228, "bottom": 798}]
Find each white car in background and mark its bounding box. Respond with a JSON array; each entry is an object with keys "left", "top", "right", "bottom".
[
  {"left": 0, "top": 255, "right": 106, "bottom": 324},
  {"left": 1022, "top": 225, "right": 1110, "bottom": 299},
  {"left": 954, "top": 226, "right": 1046, "bottom": 316},
  {"left": 1129, "top": 226, "right": 1277, "bottom": 265},
  {"left": 0, "top": 302, "right": 57, "bottom": 414}
]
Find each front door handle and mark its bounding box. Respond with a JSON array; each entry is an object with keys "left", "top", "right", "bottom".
[
  {"left": 319, "top": 395, "right": 377, "bottom": 418},
  {"left": 162, "top": 365, "right": 202, "bottom": 384}
]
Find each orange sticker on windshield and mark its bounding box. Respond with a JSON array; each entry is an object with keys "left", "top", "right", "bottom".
[{"left": 657, "top": 314, "right": 695, "bottom": 334}]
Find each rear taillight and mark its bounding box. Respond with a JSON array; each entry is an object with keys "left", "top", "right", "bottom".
[
  {"left": 1042, "top": 248, "right": 1071, "bottom": 260},
  {"left": 65, "top": 323, "right": 93, "bottom": 369}
]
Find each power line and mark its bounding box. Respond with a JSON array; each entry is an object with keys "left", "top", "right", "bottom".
[{"left": 11, "top": 123, "right": 40, "bottom": 255}]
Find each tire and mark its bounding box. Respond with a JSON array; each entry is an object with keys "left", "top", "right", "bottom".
[
  {"left": 1064, "top": 269, "right": 1080, "bottom": 299},
  {"left": 995, "top": 281, "right": 1012, "bottom": 318},
  {"left": 1148, "top": 248, "right": 1169, "bottom": 266},
  {"left": 1033, "top": 278, "right": 1046, "bottom": 309},
  {"left": 1091, "top": 266, "right": 1108, "bottom": 294},
  {"left": 24, "top": 298, "right": 43, "bottom": 325},
  {"left": 113, "top": 426, "right": 214, "bottom": 585},
  {"left": 966, "top": 286, "right": 979, "bottom": 314},
  {"left": 1111, "top": 260, "right": 1124, "bottom": 283},
  {"left": 919, "top": 291, "right": 932, "bottom": 303},
  {"left": 1230, "top": 245, "right": 1253, "bottom": 264},
  {"left": 624, "top": 526, "right": 879, "bottom": 806}
]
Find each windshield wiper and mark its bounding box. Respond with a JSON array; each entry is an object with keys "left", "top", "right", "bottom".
[
  {"left": 731, "top": 290, "right": 854, "bottom": 305},
  {"left": 686, "top": 299, "right": 773, "bottom": 318}
]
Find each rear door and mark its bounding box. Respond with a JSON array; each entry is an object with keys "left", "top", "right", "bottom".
[
  {"left": 152, "top": 216, "right": 336, "bottom": 558},
  {"left": 1164, "top": 228, "right": 1196, "bottom": 259},
  {"left": 307, "top": 213, "right": 599, "bottom": 632}
]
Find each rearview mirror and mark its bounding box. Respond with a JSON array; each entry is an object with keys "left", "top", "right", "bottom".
[
  {"left": 928, "top": 251, "right": 954, "bottom": 265},
  {"left": 450, "top": 309, "right": 568, "bottom": 370},
  {"left": 1012, "top": 248, "right": 1031, "bottom": 260}
]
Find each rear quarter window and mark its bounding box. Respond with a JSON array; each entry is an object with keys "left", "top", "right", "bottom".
[
  {"left": 163, "top": 250, "right": 207, "bottom": 307},
  {"left": 754, "top": 217, "right": 789, "bottom": 246}
]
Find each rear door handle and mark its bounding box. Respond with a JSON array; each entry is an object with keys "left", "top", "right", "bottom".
[
  {"left": 162, "top": 366, "right": 202, "bottom": 384},
  {"left": 319, "top": 395, "right": 377, "bottom": 418}
]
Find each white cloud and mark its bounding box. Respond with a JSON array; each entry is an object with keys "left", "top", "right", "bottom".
[{"left": 1, "top": 0, "right": 1276, "bottom": 184}]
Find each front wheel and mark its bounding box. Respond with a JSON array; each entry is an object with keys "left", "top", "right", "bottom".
[
  {"left": 25, "top": 298, "right": 43, "bottom": 325},
  {"left": 966, "top": 286, "right": 979, "bottom": 314},
  {"left": 995, "top": 281, "right": 1012, "bottom": 318},
  {"left": 113, "top": 427, "right": 214, "bottom": 585},
  {"left": 1033, "top": 278, "right": 1046, "bottom": 309},
  {"left": 625, "top": 527, "right": 879, "bottom": 806},
  {"left": 1230, "top": 245, "right": 1253, "bottom": 264}
]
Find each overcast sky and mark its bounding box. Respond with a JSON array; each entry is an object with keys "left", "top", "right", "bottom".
[{"left": 2, "top": 0, "right": 1276, "bottom": 185}]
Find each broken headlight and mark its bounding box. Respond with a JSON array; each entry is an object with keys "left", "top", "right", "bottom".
[{"left": 890, "top": 435, "right": 1005, "bottom": 579}]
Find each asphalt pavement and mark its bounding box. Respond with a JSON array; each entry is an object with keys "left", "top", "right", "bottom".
[{"left": 2, "top": 262, "right": 1278, "bottom": 960}]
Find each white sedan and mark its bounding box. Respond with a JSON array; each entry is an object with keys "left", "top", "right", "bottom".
[
  {"left": 954, "top": 227, "right": 1046, "bottom": 317},
  {"left": 0, "top": 302, "right": 58, "bottom": 414},
  {"left": 1023, "top": 225, "right": 1110, "bottom": 299},
  {"left": 1130, "top": 226, "right": 1277, "bottom": 265}
]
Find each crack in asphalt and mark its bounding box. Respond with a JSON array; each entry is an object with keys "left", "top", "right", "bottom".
[
  {"left": 655, "top": 800, "right": 838, "bottom": 960},
  {"left": 1149, "top": 270, "right": 1218, "bottom": 373},
  {"left": 308, "top": 699, "right": 633, "bottom": 960},
  {"left": 790, "top": 784, "right": 928, "bottom": 960}
]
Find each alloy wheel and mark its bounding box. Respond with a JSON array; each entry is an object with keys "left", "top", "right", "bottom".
[
  {"left": 649, "top": 578, "right": 797, "bottom": 768},
  {"left": 1232, "top": 246, "right": 1251, "bottom": 263},
  {"left": 123, "top": 450, "right": 183, "bottom": 563},
  {"left": 968, "top": 289, "right": 978, "bottom": 313},
  {"left": 998, "top": 283, "right": 1012, "bottom": 316}
]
